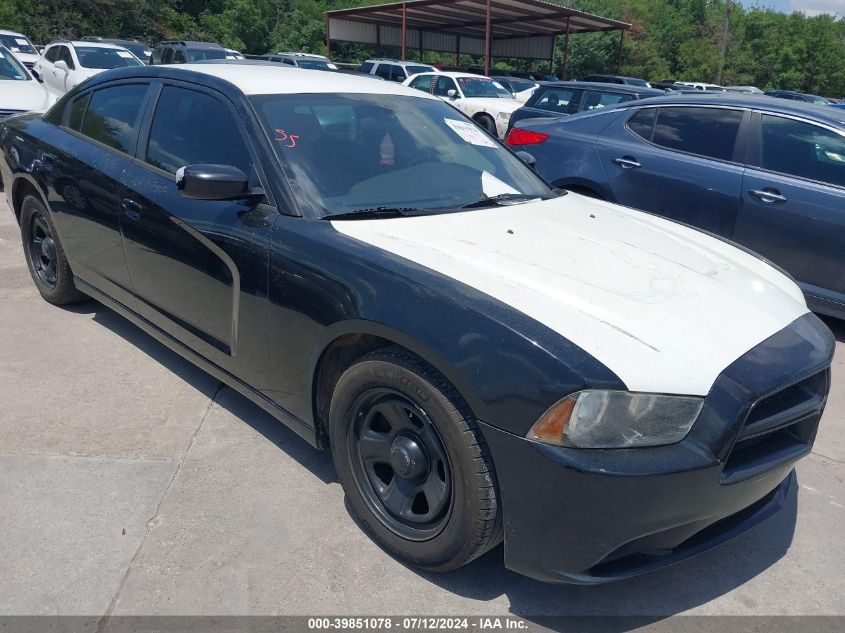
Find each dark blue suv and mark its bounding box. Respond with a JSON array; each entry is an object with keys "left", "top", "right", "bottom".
[{"left": 507, "top": 94, "right": 845, "bottom": 319}]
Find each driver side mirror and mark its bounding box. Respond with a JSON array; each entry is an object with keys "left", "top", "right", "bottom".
[
  {"left": 177, "top": 164, "right": 263, "bottom": 201},
  {"left": 446, "top": 89, "right": 457, "bottom": 99},
  {"left": 54, "top": 60, "right": 69, "bottom": 72}
]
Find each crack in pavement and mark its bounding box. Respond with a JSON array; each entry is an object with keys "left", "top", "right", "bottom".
[{"left": 94, "top": 381, "right": 224, "bottom": 632}]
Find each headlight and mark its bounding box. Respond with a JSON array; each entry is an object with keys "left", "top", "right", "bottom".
[
  {"left": 527, "top": 390, "right": 704, "bottom": 448},
  {"left": 497, "top": 111, "right": 511, "bottom": 120}
]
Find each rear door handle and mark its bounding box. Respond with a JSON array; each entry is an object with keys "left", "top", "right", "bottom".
[
  {"left": 613, "top": 157, "right": 641, "bottom": 169},
  {"left": 749, "top": 189, "right": 787, "bottom": 203},
  {"left": 122, "top": 198, "right": 142, "bottom": 220}
]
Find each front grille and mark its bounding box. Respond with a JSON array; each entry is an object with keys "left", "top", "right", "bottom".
[{"left": 721, "top": 369, "right": 829, "bottom": 484}]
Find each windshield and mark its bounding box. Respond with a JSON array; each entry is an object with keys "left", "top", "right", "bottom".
[
  {"left": 626, "top": 78, "right": 650, "bottom": 87},
  {"left": 0, "top": 34, "right": 36, "bottom": 55},
  {"left": 121, "top": 42, "right": 151, "bottom": 60},
  {"left": 251, "top": 93, "right": 550, "bottom": 217},
  {"left": 456, "top": 77, "right": 513, "bottom": 99},
  {"left": 76, "top": 46, "right": 143, "bottom": 69},
  {"left": 297, "top": 59, "right": 335, "bottom": 70},
  {"left": 0, "top": 48, "right": 30, "bottom": 80},
  {"left": 187, "top": 48, "right": 226, "bottom": 62}
]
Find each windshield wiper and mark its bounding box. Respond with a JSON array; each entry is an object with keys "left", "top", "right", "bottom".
[
  {"left": 325, "top": 207, "right": 428, "bottom": 220},
  {"left": 459, "top": 193, "right": 551, "bottom": 209}
]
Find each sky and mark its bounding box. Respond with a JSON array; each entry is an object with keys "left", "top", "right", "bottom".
[{"left": 737, "top": 0, "right": 843, "bottom": 16}]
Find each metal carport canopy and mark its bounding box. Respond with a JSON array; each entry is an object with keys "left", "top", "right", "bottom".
[{"left": 325, "top": 0, "right": 630, "bottom": 76}]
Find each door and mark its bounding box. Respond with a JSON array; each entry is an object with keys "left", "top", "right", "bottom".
[
  {"left": 595, "top": 105, "right": 747, "bottom": 237},
  {"left": 37, "top": 45, "right": 60, "bottom": 96},
  {"left": 45, "top": 82, "right": 151, "bottom": 308},
  {"left": 119, "top": 83, "right": 276, "bottom": 383},
  {"left": 735, "top": 113, "right": 845, "bottom": 308}
]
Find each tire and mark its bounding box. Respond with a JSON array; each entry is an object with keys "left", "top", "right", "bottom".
[
  {"left": 475, "top": 114, "right": 497, "bottom": 137},
  {"left": 329, "top": 346, "right": 501, "bottom": 571},
  {"left": 20, "top": 195, "right": 86, "bottom": 305}
]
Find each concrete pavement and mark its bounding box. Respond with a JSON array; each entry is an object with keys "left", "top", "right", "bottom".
[{"left": 1, "top": 196, "right": 843, "bottom": 623}]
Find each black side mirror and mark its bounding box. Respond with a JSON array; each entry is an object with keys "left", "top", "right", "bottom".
[
  {"left": 515, "top": 151, "right": 537, "bottom": 169},
  {"left": 177, "top": 164, "right": 261, "bottom": 201}
]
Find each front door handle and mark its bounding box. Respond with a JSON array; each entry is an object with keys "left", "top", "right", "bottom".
[
  {"left": 749, "top": 189, "right": 787, "bottom": 203},
  {"left": 613, "top": 157, "right": 641, "bottom": 169},
  {"left": 122, "top": 198, "right": 142, "bottom": 220}
]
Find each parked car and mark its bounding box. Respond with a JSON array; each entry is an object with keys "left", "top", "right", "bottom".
[
  {"left": 34, "top": 40, "right": 143, "bottom": 97},
  {"left": 360, "top": 58, "right": 438, "bottom": 82},
  {"left": 150, "top": 40, "right": 226, "bottom": 64},
  {"left": 766, "top": 90, "right": 831, "bottom": 105},
  {"left": 0, "top": 29, "right": 39, "bottom": 69},
  {"left": 264, "top": 51, "right": 336, "bottom": 70},
  {"left": 508, "top": 81, "right": 666, "bottom": 133},
  {"left": 81, "top": 37, "right": 152, "bottom": 64},
  {"left": 651, "top": 78, "right": 680, "bottom": 90},
  {"left": 0, "top": 45, "right": 53, "bottom": 119},
  {"left": 582, "top": 73, "right": 651, "bottom": 87},
  {"left": 404, "top": 71, "right": 521, "bottom": 137},
  {"left": 493, "top": 77, "right": 541, "bottom": 103},
  {"left": 724, "top": 85, "right": 764, "bottom": 94},
  {"left": 507, "top": 93, "right": 845, "bottom": 319},
  {"left": 224, "top": 48, "right": 244, "bottom": 60},
  {"left": 676, "top": 82, "right": 724, "bottom": 91},
  {"left": 1, "top": 63, "right": 833, "bottom": 584}
]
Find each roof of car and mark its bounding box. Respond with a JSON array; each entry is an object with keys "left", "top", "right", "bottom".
[
  {"left": 51, "top": 40, "right": 130, "bottom": 50},
  {"left": 623, "top": 92, "right": 845, "bottom": 126},
  {"left": 94, "top": 64, "right": 442, "bottom": 98},
  {"left": 541, "top": 81, "right": 664, "bottom": 95},
  {"left": 413, "top": 71, "right": 494, "bottom": 79},
  {"left": 273, "top": 52, "right": 328, "bottom": 59},
  {"left": 159, "top": 41, "right": 223, "bottom": 48},
  {"left": 365, "top": 58, "right": 436, "bottom": 67},
  {"left": 0, "top": 29, "right": 27, "bottom": 36}
]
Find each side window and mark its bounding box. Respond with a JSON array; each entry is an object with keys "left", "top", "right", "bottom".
[
  {"left": 533, "top": 88, "right": 579, "bottom": 114},
  {"left": 145, "top": 86, "right": 254, "bottom": 178},
  {"left": 59, "top": 46, "right": 75, "bottom": 70},
  {"left": 67, "top": 92, "right": 91, "bottom": 131},
  {"left": 360, "top": 61, "right": 374, "bottom": 73},
  {"left": 150, "top": 47, "right": 162, "bottom": 65},
  {"left": 283, "top": 58, "right": 295, "bottom": 65},
  {"left": 760, "top": 115, "right": 845, "bottom": 188},
  {"left": 582, "top": 91, "right": 634, "bottom": 110},
  {"left": 374, "top": 63, "right": 392, "bottom": 80},
  {"left": 162, "top": 48, "right": 173, "bottom": 64},
  {"left": 433, "top": 76, "right": 457, "bottom": 97},
  {"left": 45, "top": 46, "right": 59, "bottom": 63},
  {"left": 173, "top": 50, "right": 187, "bottom": 64},
  {"left": 80, "top": 84, "right": 149, "bottom": 153},
  {"left": 652, "top": 107, "right": 743, "bottom": 161},
  {"left": 392, "top": 66, "right": 407, "bottom": 82},
  {"left": 627, "top": 108, "right": 656, "bottom": 140},
  {"left": 408, "top": 75, "right": 434, "bottom": 92}
]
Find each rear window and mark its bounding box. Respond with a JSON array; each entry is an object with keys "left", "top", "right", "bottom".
[
  {"left": 406, "top": 65, "right": 435, "bottom": 76},
  {"left": 531, "top": 87, "right": 580, "bottom": 114},
  {"left": 651, "top": 107, "right": 743, "bottom": 162},
  {"left": 582, "top": 91, "right": 634, "bottom": 110}
]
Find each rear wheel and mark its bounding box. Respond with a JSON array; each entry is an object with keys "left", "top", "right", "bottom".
[
  {"left": 475, "top": 114, "right": 497, "bottom": 137},
  {"left": 20, "top": 195, "right": 86, "bottom": 305},
  {"left": 329, "top": 346, "right": 501, "bottom": 571}
]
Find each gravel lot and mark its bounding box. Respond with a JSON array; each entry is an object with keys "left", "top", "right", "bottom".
[{"left": 1, "top": 195, "right": 844, "bottom": 624}]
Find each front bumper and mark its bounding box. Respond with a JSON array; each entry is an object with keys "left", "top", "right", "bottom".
[{"left": 482, "top": 313, "right": 833, "bottom": 583}]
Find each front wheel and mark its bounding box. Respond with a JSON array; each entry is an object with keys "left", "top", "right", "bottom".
[
  {"left": 329, "top": 346, "right": 501, "bottom": 571},
  {"left": 475, "top": 114, "right": 498, "bottom": 137}
]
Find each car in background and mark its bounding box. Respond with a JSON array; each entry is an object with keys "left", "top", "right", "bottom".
[
  {"left": 766, "top": 90, "right": 831, "bottom": 105},
  {"left": 404, "top": 71, "right": 520, "bottom": 137},
  {"left": 507, "top": 81, "right": 666, "bottom": 133},
  {"left": 582, "top": 73, "right": 651, "bottom": 87},
  {"left": 676, "top": 82, "right": 724, "bottom": 91},
  {"left": 724, "top": 85, "right": 764, "bottom": 94},
  {"left": 0, "top": 29, "right": 39, "bottom": 69},
  {"left": 494, "top": 77, "right": 541, "bottom": 103},
  {"left": 81, "top": 37, "right": 152, "bottom": 64},
  {"left": 506, "top": 93, "right": 845, "bottom": 318},
  {"left": 150, "top": 41, "right": 226, "bottom": 64},
  {"left": 360, "top": 58, "right": 437, "bottom": 82},
  {"left": 34, "top": 40, "right": 143, "bottom": 97},
  {"left": 225, "top": 48, "right": 244, "bottom": 60},
  {"left": 0, "top": 45, "right": 53, "bottom": 119},
  {"left": 1, "top": 63, "right": 833, "bottom": 586},
  {"left": 264, "top": 52, "right": 336, "bottom": 70}
]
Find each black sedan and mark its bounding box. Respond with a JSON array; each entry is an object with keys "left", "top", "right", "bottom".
[{"left": 0, "top": 64, "right": 834, "bottom": 583}]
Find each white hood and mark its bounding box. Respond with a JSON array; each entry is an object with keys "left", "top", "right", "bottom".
[
  {"left": 1, "top": 79, "right": 52, "bottom": 112},
  {"left": 332, "top": 194, "right": 809, "bottom": 396}
]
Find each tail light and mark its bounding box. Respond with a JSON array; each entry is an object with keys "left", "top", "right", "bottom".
[{"left": 506, "top": 128, "right": 549, "bottom": 146}]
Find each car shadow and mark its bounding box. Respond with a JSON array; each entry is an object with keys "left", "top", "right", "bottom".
[{"left": 67, "top": 300, "right": 800, "bottom": 626}]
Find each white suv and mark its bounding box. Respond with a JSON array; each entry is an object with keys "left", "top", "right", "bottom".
[
  {"left": 360, "top": 58, "right": 438, "bottom": 83},
  {"left": 34, "top": 41, "right": 143, "bottom": 97}
]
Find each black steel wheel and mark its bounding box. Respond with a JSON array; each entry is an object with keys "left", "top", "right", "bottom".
[
  {"left": 330, "top": 346, "right": 501, "bottom": 571},
  {"left": 348, "top": 390, "right": 452, "bottom": 541},
  {"left": 20, "top": 195, "right": 86, "bottom": 305}
]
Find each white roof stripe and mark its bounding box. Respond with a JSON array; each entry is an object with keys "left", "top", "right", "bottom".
[{"left": 171, "top": 64, "right": 443, "bottom": 98}]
